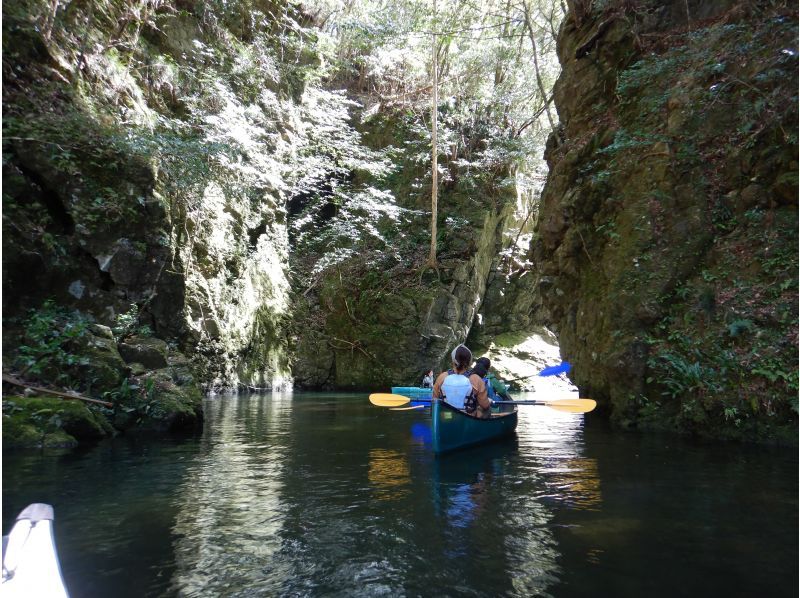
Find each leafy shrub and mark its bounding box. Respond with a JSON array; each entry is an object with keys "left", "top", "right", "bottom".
[
  {"left": 112, "top": 305, "right": 152, "bottom": 341},
  {"left": 726, "top": 319, "right": 754, "bottom": 338},
  {"left": 14, "top": 299, "right": 89, "bottom": 384}
]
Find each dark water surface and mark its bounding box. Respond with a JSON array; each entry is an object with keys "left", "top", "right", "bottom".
[{"left": 3, "top": 393, "right": 797, "bottom": 597}]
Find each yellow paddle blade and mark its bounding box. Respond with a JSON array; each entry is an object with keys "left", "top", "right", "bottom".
[
  {"left": 390, "top": 405, "right": 426, "bottom": 411},
  {"left": 545, "top": 398, "right": 596, "bottom": 413},
  {"left": 369, "top": 393, "right": 412, "bottom": 407}
]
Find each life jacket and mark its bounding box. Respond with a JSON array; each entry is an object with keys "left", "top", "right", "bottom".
[
  {"left": 441, "top": 369, "right": 476, "bottom": 412},
  {"left": 466, "top": 368, "right": 493, "bottom": 409},
  {"left": 486, "top": 374, "right": 510, "bottom": 399},
  {"left": 485, "top": 379, "right": 496, "bottom": 399}
]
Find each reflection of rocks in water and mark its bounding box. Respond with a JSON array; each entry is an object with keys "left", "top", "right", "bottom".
[
  {"left": 503, "top": 501, "right": 561, "bottom": 596},
  {"left": 368, "top": 449, "right": 410, "bottom": 501},
  {"left": 170, "top": 395, "right": 291, "bottom": 595},
  {"left": 545, "top": 457, "right": 602, "bottom": 510},
  {"left": 501, "top": 402, "right": 594, "bottom": 595},
  {"left": 431, "top": 443, "right": 560, "bottom": 596}
]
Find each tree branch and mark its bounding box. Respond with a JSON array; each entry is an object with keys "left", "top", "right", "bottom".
[{"left": 3, "top": 373, "right": 113, "bottom": 407}]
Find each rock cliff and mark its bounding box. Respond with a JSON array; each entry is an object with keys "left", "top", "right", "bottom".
[
  {"left": 533, "top": 0, "right": 798, "bottom": 440},
  {"left": 3, "top": 1, "right": 309, "bottom": 396},
  {"left": 3, "top": 1, "right": 534, "bottom": 423},
  {"left": 3, "top": 0, "right": 316, "bottom": 437},
  {"left": 289, "top": 109, "right": 525, "bottom": 388}
]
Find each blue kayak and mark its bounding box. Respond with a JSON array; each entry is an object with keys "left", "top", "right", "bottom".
[
  {"left": 391, "top": 386, "right": 432, "bottom": 399},
  {"left": 431, "top": 398, "right": 518, "bottom": 454}
]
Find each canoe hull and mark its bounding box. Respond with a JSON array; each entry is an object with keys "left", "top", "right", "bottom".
[
  {"left": 391, "top": 386, "right": 432, "bottom": 399},
  {"left": 431, "top": 399, "right": 518, "bottom": 454},
  {"left": 2, "top": 503, "right": 69, "bottom": 598}
]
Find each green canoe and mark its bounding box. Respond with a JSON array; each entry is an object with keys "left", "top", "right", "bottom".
[{"left": 431, "top": 398, "right": 518, "bottom": 454}]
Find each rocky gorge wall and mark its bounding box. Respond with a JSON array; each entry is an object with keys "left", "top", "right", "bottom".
[
  {"left": 2, "top": 0, "right": 316, "bottom": 441},
  {"left": 3, "top": 0, "right": 538, "bottom": 445},
  {"left": 533, "top": 0, "right": 798, "bottom": 441},
  {"left": 9, "top": 0, "right": 792, "bottom": 448},
  {"left": 289, "top": 108, "right": 529, "bottom": 389}
]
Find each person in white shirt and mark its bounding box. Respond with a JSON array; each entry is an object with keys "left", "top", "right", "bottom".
[{"left": 432, "top": 344, "right": 492, "bottom": 418}]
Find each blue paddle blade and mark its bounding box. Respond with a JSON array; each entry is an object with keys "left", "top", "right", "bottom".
[{"left": 538, "top": 361, "right": 572, "bottom": 377}]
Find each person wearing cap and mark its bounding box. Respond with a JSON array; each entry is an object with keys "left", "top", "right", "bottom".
[{"left": 432, "top": 345, "right": 493, "bottom": 419}]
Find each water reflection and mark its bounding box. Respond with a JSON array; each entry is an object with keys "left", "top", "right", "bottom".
[
  {"left": 5, "top": 393, "right": 792, "bottom": 597},
  {"left": 501, "top": 394, "right": 600, "bottom": 594},
  {"left": 515, "top": 392, "right": 602, "bottom": 511},
  {"left": 433, "top": 443, "right": 508, "bottom": 530},
  {"left": 423, "top": 398, "right": 593, "bottom": 597},
  {"left": 367, "top": 449, "right": 410, "bottom": 501},
  {"left": 169, "top": 393, "right": 292, "bottom": 596},
  {"left": 410, "top": 421, "right": 432, "bottom": 446}
]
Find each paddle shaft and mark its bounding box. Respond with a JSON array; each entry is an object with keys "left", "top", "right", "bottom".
[
  {"left": 376, "top": 396, "right": 583, "bottom": 407},
  {"left": 503, "top": 373, "right": 538, "bottom": 384},
  {"left": 492, "top": 400, "right": 559, "bottom": 405},
  {"left": 369, "top": 393, "right": 596, "bottom": 413},
  {"left": 409, "top": 399, "right": 578, "bottom": 407},
  {"left": 394, "top": 400, "right": 568, "bottom": 406}
]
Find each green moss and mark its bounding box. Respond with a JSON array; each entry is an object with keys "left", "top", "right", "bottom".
[
  {"left": 2, "top": 396, "right": 110, "bottom": 449},
  {"left": 2, "top": 416, "right": 45, "bottom": 449},
  {"left": 493, "top": 332, "right": 530, "bottom": 348},
  {"left": 112, "top": 371, "right": 202, "bottom": 432},
  {"left": 540, "top": 5, "right": 797, "bottom": 444}
]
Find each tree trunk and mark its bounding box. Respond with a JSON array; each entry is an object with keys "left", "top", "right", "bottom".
[
  {"left": 522, "top": 0, "right": 561, "bottom": 145},
  {"left": 428, "top": 0, "right": 439, "bottom": 268},
  {"left": 565, "top": 0, "right": 590, "bottom": 27}
]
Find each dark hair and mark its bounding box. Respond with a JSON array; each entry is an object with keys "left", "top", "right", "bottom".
[
  {"left": 452, "top": 345, "right": 472, "bottom": 371},
  {"left": 472, "top": 357, "right": 490, "bottom": 378}
]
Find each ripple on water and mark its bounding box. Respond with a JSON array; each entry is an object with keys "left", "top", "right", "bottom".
[{"left": 4, "top": 393, "right": 795, "bottom": 598}]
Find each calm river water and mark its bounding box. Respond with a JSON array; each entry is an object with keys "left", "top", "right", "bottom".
[{"left": 2, "top": 392, "right": 797, "bottom": 597}]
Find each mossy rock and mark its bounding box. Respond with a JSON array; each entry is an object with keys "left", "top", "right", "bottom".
[
  {"left": 117, "top": 336, "right": 169, "bottom": 369},
  {"left": 74, "top": 330, "right": 128, "bottom": 393},
  {"left": 60, "top": 401, "right": 115, "bottom": 440},
  {"left": 493, "top": 331, "right": 530, "bottom": 348},
  {"left": 113, "top": 370, "right": 203, "bottom": 433},
  {"left": 2, "top": 396, "right": 113, "bottom": 449},
  {"left": 2, "top": 415, "right": 46, "bottom": 449}
]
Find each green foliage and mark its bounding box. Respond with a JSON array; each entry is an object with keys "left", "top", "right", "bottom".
[
  {"left": 112, "top": 376, "right": 169, "bottom": 423},
  {"left": 112, "top": 305, "right": 152, "bottom": 340},
  {"left": 653, "top": 350, "right": 720, "bottom": 400},
  {"left": 752, "top": 360, "right": 798, "bottom": 390},
  {"left": 595, "top": 220, "right": 620, "bottom": 240},
  {"left": 314, "top": 0, "right": 562, "bottom": 191},
  {"left": 14, "top": 299, "right": 89, "bottom": 383},
  {"left": 726, "top": 319, "right": 754, "bottom": 338},
  {"left": 598, "top": 129, "right": 667, "bottom": 156},
  {"left": 102, "top": 378, "right": 135, "bottom": 405}
]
